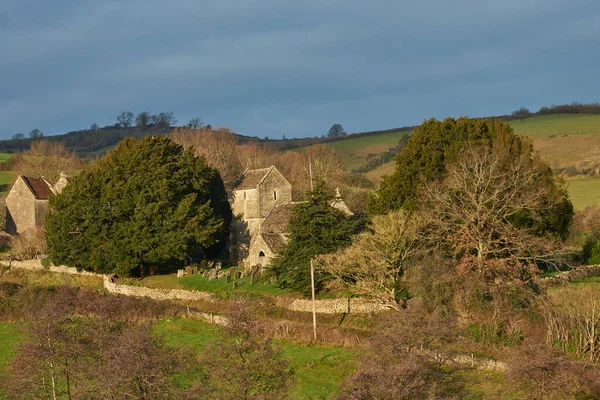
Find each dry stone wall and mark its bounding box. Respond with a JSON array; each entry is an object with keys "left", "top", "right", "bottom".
[
  {"left": 102, "top": 275, "right": 215, "bottom": 302},
  {"left": 279, "top": 297, "right": 385, "bottom": 314},
  {"left": 6, "top": 259, "right": 385, "bottom": 314}
]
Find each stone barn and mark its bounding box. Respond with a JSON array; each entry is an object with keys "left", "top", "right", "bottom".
[{"left": 5, "top": 174, "right": 69, "bottom": 235}]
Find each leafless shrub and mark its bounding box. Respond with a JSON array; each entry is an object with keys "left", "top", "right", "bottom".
[
  {"left": 10, "top": 229, "right": 46, "bottom": 260},
  {"left": 1, "top": 287, "right": 192, "bottom": 399},
  {"left": 338, "top": 310, "right": 463, "bottom": 400},
  {"left": 196, "top": 298, "right": 294, "bottom": 400},
  {"left": 506, "top": 342, "right": 600, "bottom": 399}
]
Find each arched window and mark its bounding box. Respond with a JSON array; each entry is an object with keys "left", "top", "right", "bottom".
[{"left": 258, "top": 251, "right": 266, "bottom": 265}]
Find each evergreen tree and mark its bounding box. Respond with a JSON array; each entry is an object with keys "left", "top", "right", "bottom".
[
  {"left": 271, "top": 182, "right": 365, "bottom": 293},
  {"left": 367, "top": 117, "right": 572, "bottom": 239},
  {"left": 45, "top": 136, "right": 231, "bottom": 276}
]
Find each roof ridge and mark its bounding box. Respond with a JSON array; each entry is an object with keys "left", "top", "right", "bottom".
[{"left": 256, "top": 165, "right": 275, "bottom": 187}]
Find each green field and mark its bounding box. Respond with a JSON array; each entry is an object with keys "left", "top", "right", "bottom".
[
  {"left": 156, "top": 318, "right": 356, "bottom": 399},
  {"left": 509, "top": 114, "right": 600, "bottom": 137},
  {"left": 0, "top": 323, "right": 20, "bottom": 373},
  {"left": 324, "top": 114, "right": 600, "bottom": 172},
  {"left": 0, "top": 319, "right": 355, "bottom": 399},
  {"left": 565, "top": 177, "right": 600, "bottom": 210}
]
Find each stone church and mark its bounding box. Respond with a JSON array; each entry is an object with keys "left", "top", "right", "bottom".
[
  {"left": 230, "top": 166, "right": 351, "bottom": 270},
  {"left": 5, "top": 173, "right": 69, "bottom": 235}
]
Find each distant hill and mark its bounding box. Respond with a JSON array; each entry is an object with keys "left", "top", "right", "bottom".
[{"left": 1, "top": 102, "right": 598, "bottom": 161}]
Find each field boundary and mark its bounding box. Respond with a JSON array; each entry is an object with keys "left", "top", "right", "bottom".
[{"left": 5, "top": 259, "right": 385, "bottom": 314}]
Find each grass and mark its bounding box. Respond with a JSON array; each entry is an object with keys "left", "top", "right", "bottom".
[
  {"left": 325, "top": 130, "right": 412, "bottom": 170},
  {"left": 509, "top": 114, "right": 600, "bottom": 138},
  {"left": 0, "top": 268, "right": 104, "bottom": 290},
  {"left": 120, "top": 269, "right": 293, "bottom": 297},
  {"left": 0, "top": 153, "right": 11, "bottom": 163},
  {"left": 0, "top": 323, "right": 20, "bottom": 372},
  {"left": 155, "top": 318, "right": 357, "bottom": 399},
  {"left": 565, "top": 176, "right": 600, "bottom": 210}
]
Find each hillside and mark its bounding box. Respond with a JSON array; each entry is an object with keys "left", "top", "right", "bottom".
[{"left": 334, "top": 114, "right": 600, "bottom": 210}]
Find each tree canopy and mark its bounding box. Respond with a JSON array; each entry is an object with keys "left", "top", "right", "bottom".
[
  {"left": 45, "top": 136, "right": 231, "bottom": 276},
  {"left": 270, "top": 182, "right": 364, "bottom": 293},
  {"left": 328, "top": 124, "right": 346, "bottom": 137},
  {"left": 367, "top": 117, "right": 572, "bottom": 239}
]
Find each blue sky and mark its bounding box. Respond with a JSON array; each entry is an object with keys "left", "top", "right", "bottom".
[{"left": 1, "top": 0, "right": 599, "bottom": 140}]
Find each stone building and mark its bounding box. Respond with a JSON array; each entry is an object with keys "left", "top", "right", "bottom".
[
  {"left": 230, "top": 166, "right": 293, "bottom": 268},
  {"left": 5, "top": 174, "right": 69, "bottom": 235},
  {"left": 230, "top": 166, "right": 352, "bottom": 270}
]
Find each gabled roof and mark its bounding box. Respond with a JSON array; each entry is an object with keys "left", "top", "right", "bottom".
[
  {"left": 261, "top": 232, "right": 287, "bottom": 253},
  {"left": 21, "top": 176, "right": 54, "bottom": 200},
  {"left": 261, "top": 202, "right": 296, "bottom": 234},
  {"left": 234, "top": 167, "right": 274, "bottom": 190}
]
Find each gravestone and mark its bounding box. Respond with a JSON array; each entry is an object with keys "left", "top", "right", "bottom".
[
  {"left": 177, "top": 269, "right": 185, "bottom": 278},
  {"left": 202, "top": 270, "right": 208, "bottom": 278},
  {"left": 234, "top": 271, "right": 242, "bottom": 280},
  {"left": 217, "top": 270, "right": 225, "bottom": 279},
  {"left": 191, "top": 267, "right": 198, "bottom": 275},
  {"left": 208, "top": 269, "right": 217, "bottom": 280},
  {"left": 215, "top": 261, "right": 222, "bottom": 271},
  {"left": 250, "top": 271, "right": 256, "bottom": 285},
  {"left": 225, "top": 272, "right": 230, "bottom": 283},
  {"left": 186, "top": 266, "right": 193, "bottom": 276}
]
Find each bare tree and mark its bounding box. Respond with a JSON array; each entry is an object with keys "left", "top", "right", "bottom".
[
  {"left": 117, "top": 111, "right": 134, "bottom": 128},
  {"left": 96, "top": 324, "right": 189, "bottom": 400},
  {"left": 302, "top": 144, "right": 346, "bottom": 189},
  {"left": 90, "top": 123, "right": 99, "bottom": 131},
  {"left": 29, "top": 129, "right": 44, "bottom": 139},
  {"left": 136, "top": 111, "right": 150, "bottom": 130},
  {"left": 198, "top": 299, "right": 294, "bottom": 400},
  {"left": 12, "top": 140, "right": 85, "bottom": 183},
  {"left": 13, "top": 140, "right": 84, "bottom": 183},
  {"left": 419, "top": 146, "right": 563, "bottom": 280},
  {"left": 172, "top": 127, "right": 243, "bottom": 189},
  {"left": 235, "top": 141, "right": 277, "bottom": 171},
  {"left": 159, "top": 112, "right": 177, "bottom": 127},
  {"left": 188, "top": 117, "right": 203, "bottom": 129},
  {"left": 12, "top": 133, "right": 24, "bottom": 140},
  {"left": 318, "top": 210, "right": 421, "bottom": 310}
]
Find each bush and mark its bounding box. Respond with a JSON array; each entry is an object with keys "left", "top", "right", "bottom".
[
  {"left": 10, "top": 229, "right": 46, "bottom": 260},
  {"left": 338, "top": 310, "right": 462, "bottom": 399},
  {"left": 506, "top": 342, "right": 600, "bottom": 399}
]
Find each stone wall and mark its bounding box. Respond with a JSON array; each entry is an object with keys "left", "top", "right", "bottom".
[
  {"left": 6, "top": 259, "right": 385, "bottom": 314},
  {"left": 279, "top": 297, "right": 385, "bottom": 314},
  {"left": 539, "top": 264, "right": 600, "bottom": 287},
  {"left": 102, "top": 275, "right": 215, "bottom": 302},
  {"left": 8, "top": 259, "right": 99, "bottom": 276}
]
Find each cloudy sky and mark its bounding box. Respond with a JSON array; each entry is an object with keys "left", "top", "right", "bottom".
[{"left": 1, "top": 0, "right": 599, "bottom": 139}]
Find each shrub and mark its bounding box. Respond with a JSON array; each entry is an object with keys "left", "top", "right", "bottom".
[
  {"left": 10, "top": 229, "right": 46, "bottom": 260},
  {"left": 338, "top": 310, "right": 463, "bottom": 399},
  {"left": 506, "top": 342, "right": 600, "bottom": 399}
]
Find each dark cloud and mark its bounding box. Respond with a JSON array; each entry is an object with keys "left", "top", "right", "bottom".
[{"left": 1, "top": 0, "right": 599, "bottom": 138}]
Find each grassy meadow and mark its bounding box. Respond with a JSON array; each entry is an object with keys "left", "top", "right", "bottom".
[{"left": 155, "top": 318, "right": 357, "bottom": 399}]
